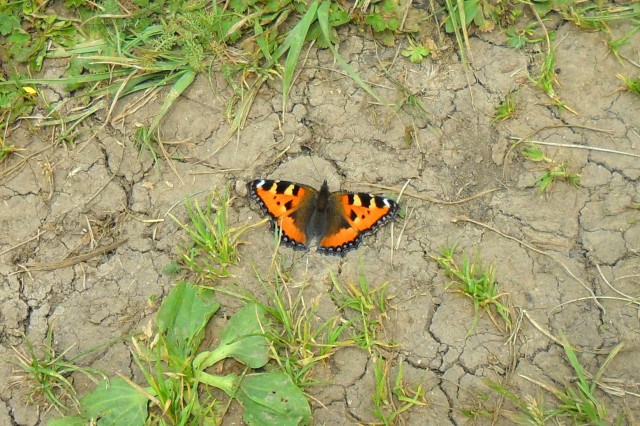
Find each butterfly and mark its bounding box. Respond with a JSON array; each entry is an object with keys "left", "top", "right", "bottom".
[{"left": 248, "top": 179, "right": 399, "bottom": 255}]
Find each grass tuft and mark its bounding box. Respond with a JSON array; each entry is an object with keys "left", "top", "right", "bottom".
[
  {"left": 371, "top": 355, "right": 427, "bottom": 424},
  {"left": 520, "top": 144, "right": 580, "bottom": 193},
  {"left": 433, "top": 245, "right": 512, "bottom": 336},
  {"left": 487, "top": 340, "right": 624, "bottom": 425},
  {"left": 169, "top": 188, "right": 256, "bottom": 279},
  {"left": 255, "top": 265, "right": 351, "bottom": 388},
  {"left": 617, "top": 74, "right": 640, "bottom": 96},
  {"left": 329, "top": 272, "right": 394, "bottom": 352},
  {"left": 493, "top": 91, "right": 518, "bottom": 122},
  {"left": 6, "top": 328, "right": 104, "bottom": 414}
]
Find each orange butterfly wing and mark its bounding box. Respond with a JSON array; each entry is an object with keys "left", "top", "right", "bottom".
[
  {"left": 319, "top": 192, "right": 399, "bottom": 254},
  {"left": 248, "top": 179, "right": 316, "bottom": 247}
]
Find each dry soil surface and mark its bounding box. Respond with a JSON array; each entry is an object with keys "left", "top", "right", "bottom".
[{"left": 1, "top": 15, "right": 640, "bottom": 426}]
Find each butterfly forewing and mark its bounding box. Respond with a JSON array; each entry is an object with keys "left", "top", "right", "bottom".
[
  {"left": 338, "top": 193, "right": 399, "bottom": 232},
  {"left": 249, "top": 179, "right": 317, "bottom": 247},
  {"left": 249, "top": 179, "right": 315, "bottom": 218}
]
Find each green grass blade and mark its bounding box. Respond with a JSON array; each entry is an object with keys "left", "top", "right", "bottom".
[
  {"left": 279, "top": 0, "right": 320, "bottom": 108},
  {"left": 146, "top": 68, "right": 197, "bottom": 137},
  {"left": 0, "top": 70, "right": 131, "bottom": 88}
]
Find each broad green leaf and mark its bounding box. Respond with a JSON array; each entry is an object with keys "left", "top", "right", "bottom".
[
  {"left": 401, "top": 45, "right": 430, "bottom": 63},
  {"left": 365, "top": 14, "right": 386, "bottom": 32},
  {"left": 156, "top": 281, "right": 220, "bottom": 361},
  {"left": 0, "top": 13, "right": 20, "bottom": 36},
  {"left": 444, "top": 0, "right": 479, "bottom": 33},
  {"left": 237, "top": 373, "right": 312, "bottom": 426},
  {"left": 81, "top": 377, "right": 148, "bottom": 426},
  {"left": 194, "top": 303, "right": 269, "bottom": 370},
  {"left": 48, "top": 417, "right": 86, "bottom": 426}
]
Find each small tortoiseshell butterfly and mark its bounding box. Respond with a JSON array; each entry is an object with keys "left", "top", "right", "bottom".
[{"left": 248, "top": 179, "right": 399, "bottom": 255}]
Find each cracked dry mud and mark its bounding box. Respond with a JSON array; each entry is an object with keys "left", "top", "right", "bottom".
[{"left": 1, "top": 20, "right": 640, "bottom": 426}]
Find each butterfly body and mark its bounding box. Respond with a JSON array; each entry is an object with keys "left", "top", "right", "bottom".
[{"left": 248, "top": 179, "right": 399, "bottom": 255}]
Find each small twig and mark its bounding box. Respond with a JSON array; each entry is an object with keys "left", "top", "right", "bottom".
[
  {"left": 20, "top": 238, "right": 128, "bottom": 271},
  {"left": 395, "top": 204, "right": 413, "bottom": 251},
  {"left": 596, "top": 264, "right": 637, "bottom": 301},
  {"left": 0, "top": 143, "right": 56, "bottom": 181},
  {"left": 509, "top": 137, "right": 640, "bottom": 159},
  {"left": 522, "top": 310, "right": 611, "bottom": 355},
  {"left": 156, "top": 134, "right": 185, "bottom": 186},
  {"left": 399, "top": 0, "right": 412, "bottom": 31},
  {"left": 502, "top": 124, "right": 615, "bottom": 178},
  {"left": 0, "top": 229, "right": 46, "bottom": 257},
  {"left": 527, "top": 124, "right": 615, "bottom": 137},
  {"left": 530, "top": 4, "right": 551, "bottom": 55},
  {"left": 452, "top": 215, "right": 605, "bottom": 313},
  {"left": 553, "top": 296, "right": 639, "bottom": 311}
]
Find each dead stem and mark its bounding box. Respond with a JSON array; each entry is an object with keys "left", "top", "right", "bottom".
[
  {"left": 509, "top": 137, "right": 640, "bottom": 159},
  {"left": 0, "top": 143, "right": 56, "bottom": 181},
  {"left": 363, "top": 183, "right": 499, "bottom": 205},
  {"left": 0, "top": 229, "right": 47, "bottom": 257},
  {"left": 20, "top": 238, "right": 128, "bottom": 272}
]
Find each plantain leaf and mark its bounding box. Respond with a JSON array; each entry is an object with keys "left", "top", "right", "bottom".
[
  {"left": 156, "top": 281, "right": 220, "bottom": 361},
  {"left": 237, "top": 373, "right": 312, "bottom": 426},
  {"left": 80, "top": 377, "right": 148, "bottom": 426},
  {"left": 194, "top": 303, "right": 270, "bottom": 370}
]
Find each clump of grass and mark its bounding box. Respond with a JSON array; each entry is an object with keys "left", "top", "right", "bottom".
[
  {"left": 520, "top": 144, "right": 580, "bottom": 193},
  {"left": 534, "top": 163, "right": 581, "bottom": 194},
  {"left": 254, "top": 264, "right": 351, "bottom": 387},
  {"left": 371, "top": 355, "right": 427, "bottom": 424},
  {"left": 608, "top": 27, "right": 639, "bottom": 65},
  {"left": 0, "top": 0, "right": 389, "bottom": 145},
  {"left": 31, "top": 282, "right": 312, "bottom": 424},
  {"left": 329, "top": 272, "right": 394, "bottom": 352},
  {"left": 529, "top": 47, "right": 577, "bottom": 113},
  {"left": 617, "top": 74, "right": 640, "bottom": 96},
  {"left": 487, "top": 341, "right": 624, "bottom": 425},
  {"left": 493, "top": 91, "right": 518, "bottom": 122},
  {"left": 433, "top": 246, "right": 512, "bottom": 336},
  {"left": 559, "top": 2, "right": 640, "bottom": 30},
  {"left": 0, "top": 140, "right": 22, "bottom": 162},
  {"left": 6, "top": 328, "right": 103, "bottom": 414},
  {"left": 170, "top": 188, "right": 256, "bottom": 279}
]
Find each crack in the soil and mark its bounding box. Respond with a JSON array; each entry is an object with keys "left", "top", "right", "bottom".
[
  {"left": 2, "top": 400, "right": 21, "bottom": 426},
  {"left": 589, "top": 159, "right": 640, "bottom": 184}
]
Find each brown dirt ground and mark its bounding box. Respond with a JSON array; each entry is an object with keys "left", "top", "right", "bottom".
[{"left": 1, "top": 13, "right": 640, "bottom": 426}]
